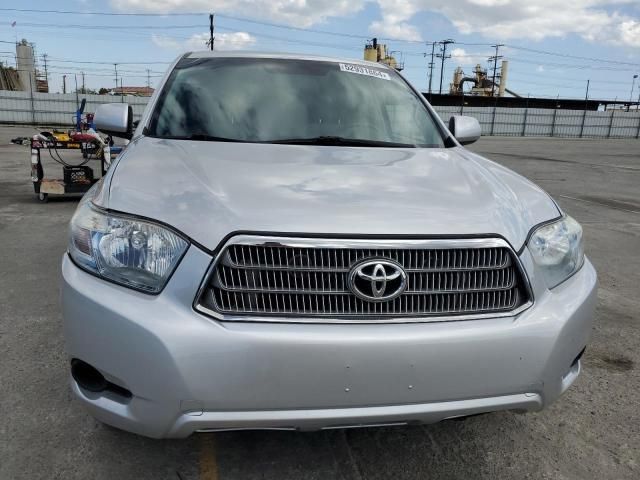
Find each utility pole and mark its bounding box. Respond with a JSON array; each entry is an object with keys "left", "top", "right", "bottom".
[
  {"left": 425, "top": 41, "right": 436, "bottom": 99},
  {"left": 62, "top": 74, "right": 66, "bottom": 94},
  {"left": 585, "top": 79, "right": 590, "bottom": 103},
  {"left": 631, "top": 74, "right": 638, "bottom": 103},
  {"left": 74, "top": 74, "right": 79, "bottom": 107},
  {"left": 207, "top": 13, "right": 215, "bottom": 51},
  {"left": 489, "top": 44, "right": 504, "bottom": 97},
  {"left": 41, "top": 53, "right": 48, "bottom": 84},
  {"left": 81, "top": 71, "right": 85, "bottom": 93},
  {"left": 113, "top": 63, "right": 118, "bottom": 93},
  {"left": 436, "top": 39, "right": 454, "bottom": 95},
  {"left": 580, "top": 79, "right": 590, "bottom": 137},
  {"left": 146, "top": 69, "right": 151, "bottom": 88}
]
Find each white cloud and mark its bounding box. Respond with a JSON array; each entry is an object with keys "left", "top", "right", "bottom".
[
  {"left": 110, "top": 0, "right": 365, "bottom": 28},
  {"left": 373, "top": 0, "right": 640, "bottom": 47},
  {"left": 450, "top": 47, "right": 489, "bottom": 66},
  {"left": 537, "top": 65, "right": 545, "bottom": 72},
  {"left": 113, "top": 0, "right": 640, "bottom": 48},
  {"left": 369, "top": 20, "right": 422, "bottom": 41},
  {"left": 618, "top": 19, "right": 640, "bottom": 46},
  {"left": 151, "top": 31, "right": 256, "bottom": 51}
]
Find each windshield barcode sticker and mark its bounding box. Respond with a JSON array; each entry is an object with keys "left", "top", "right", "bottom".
[{"left": 339, "top": 63, "right": 390, "bottom": 80}]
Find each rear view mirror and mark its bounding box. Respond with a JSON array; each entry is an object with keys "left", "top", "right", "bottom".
[
  {"left": 448, "top": 115, "right": 481, "bottom": 145},
  {"left": 95, "top": 103, "right": 133, "bottom": 139}
]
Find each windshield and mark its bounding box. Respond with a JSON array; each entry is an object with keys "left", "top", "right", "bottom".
[{"left": 148, "top": 57, "right": 445, "bottom": 148}]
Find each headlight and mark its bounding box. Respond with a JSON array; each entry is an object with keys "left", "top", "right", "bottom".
[
  {"left": 528, "top": 215, "right": 584, "bottom": 288},
  {"left": 69, "top": 199, "right": 188, "bottom": 293}
]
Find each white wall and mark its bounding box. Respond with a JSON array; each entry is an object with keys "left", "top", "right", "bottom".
[
  {"left": 433, "top": 105, "right": 640, "bottom": 138},
  {"left": 0, "top": 91, "right": 149, "bottom": 126}
]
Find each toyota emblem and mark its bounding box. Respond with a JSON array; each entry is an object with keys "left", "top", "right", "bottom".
[{"left": 348, "top": 259, "right": 407, "bottom": 302}]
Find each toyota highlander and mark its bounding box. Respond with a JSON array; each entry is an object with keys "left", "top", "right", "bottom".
[{"left": 61, "top": 52, "right": 597, "bottom": 438}]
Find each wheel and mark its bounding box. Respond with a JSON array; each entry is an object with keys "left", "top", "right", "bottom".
[{"left": 37, "top": 192, "right": 49, "bottom": 203}]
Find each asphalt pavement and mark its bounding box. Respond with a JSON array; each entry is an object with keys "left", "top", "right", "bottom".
[{"left": 0, "top": 125, "right": 638, "bottom": 479}]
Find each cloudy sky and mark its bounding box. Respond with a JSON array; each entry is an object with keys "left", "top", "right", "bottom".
[{"left": 1, "top": 0, "right": 639, "bottom": 99}]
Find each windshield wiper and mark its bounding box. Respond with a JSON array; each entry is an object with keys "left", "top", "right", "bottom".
[
  {"left": 265, "top": 136, "right": 416, "bottom": 148},
  {"left": 150, "top": 133, "right": 243, "bottom": 142}
]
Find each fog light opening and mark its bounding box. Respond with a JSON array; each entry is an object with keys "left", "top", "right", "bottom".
[
  {"left": 572, "top": 347, "right": 587, "bottom": 368},
  {"left": 71, "top": 359, "right": 108, "bottom": 393}
]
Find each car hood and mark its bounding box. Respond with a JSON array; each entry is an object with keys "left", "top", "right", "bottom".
[{"left": 101, "top": 137, "right": 560, "bottom": 252}]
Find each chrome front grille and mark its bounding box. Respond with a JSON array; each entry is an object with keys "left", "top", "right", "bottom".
[{"left": 196, "top": 236, "right": 532, "bottom": 322}]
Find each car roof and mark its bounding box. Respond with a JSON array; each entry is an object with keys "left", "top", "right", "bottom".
[{"left": 185, "top": 50, "right": 391, "bottom": 69}]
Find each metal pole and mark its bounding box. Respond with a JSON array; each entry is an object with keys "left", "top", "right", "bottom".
[
  {"left": 427, "top": 42, "right": 435, "bottom": 99},
  {"left": 42, "top": 53, "right": 48, "bottom": 85},
  {"left": 631, "top": 74, "right": 638, "bottom": 103},
  {"left": 74, "top": 74, "right": 79, "bottom": 109},
  {"left": 490, "top": 96, "right": 497, "bottom": 136},
  {"left": 551, "top": 108, "right": 558, "bottom": 137},
  {"left": 579, "top": 80, "right": 589, "bottom": 138},
  {"left": 607, "top": 108, "right": 615, "bottom": 138},
  {"left": 437, "top": 40, "right": 453, "bottom": 95},
  {"left": 490, "top": 44, "right": 503, "bottom": 97},
  {"left": 521, "top": 96, "right": 529, "bottom": 137},
  {"left": 635, "top": 114, "right": 640, "bottom": 139},
  {"left": 209, "top": 14, "right": 215, "bottom": 51},
  {"left": 29, "top": 75, "right": 35, "bottom": 125}
]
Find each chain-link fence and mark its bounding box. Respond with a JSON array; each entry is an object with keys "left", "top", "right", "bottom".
[{"left": 2, "top": 90, "right": 640, "bottom": 139}]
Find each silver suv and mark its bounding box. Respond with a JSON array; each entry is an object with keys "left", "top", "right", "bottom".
[{"left": 62, "top": 52, "right": 597, "bottom": 438}]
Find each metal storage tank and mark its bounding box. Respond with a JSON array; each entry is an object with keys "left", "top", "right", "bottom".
[
  {"left": 364, "top": 44, "right": 378, "bottom": 62},
  {"left": 498, "top": 60, "right": 509, "bottom": 97},
  {"left": 16, "top": 40, "right": 36, "bottom": 92}
]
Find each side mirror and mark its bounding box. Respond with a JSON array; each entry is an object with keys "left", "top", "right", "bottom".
[
  {"left": 95, "top": 103, "right": 134, "bottom": 139},
  {"left": 448, "top": 115, "right": 481, "bottom": 145}
]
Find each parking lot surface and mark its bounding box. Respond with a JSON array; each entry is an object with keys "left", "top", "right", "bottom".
[{"left": 0, "top": 124, "right": 638, "bottom": 479}]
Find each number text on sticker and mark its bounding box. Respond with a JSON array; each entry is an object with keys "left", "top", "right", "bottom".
[{"left": 339, "top": 63, "right": 391, "bottom": 81}]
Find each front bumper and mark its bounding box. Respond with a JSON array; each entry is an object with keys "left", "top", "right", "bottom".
[{"left": 61, "top": 247, "right": 597, "bottom": 438}]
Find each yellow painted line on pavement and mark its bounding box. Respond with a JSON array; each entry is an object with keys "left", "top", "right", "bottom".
[{"left": 199, "top": 435, "right": 219, "bottom": 480}]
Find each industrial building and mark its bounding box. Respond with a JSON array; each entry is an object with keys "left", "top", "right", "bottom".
[
  {"left": 449, "top": 61, "right": 516, "bottom": 97},
  {"left": 364, "top": 38, "right": 404, "bottom": 71},
  {"left": 0, "top": 39, "right": 48, "bottom": 92}
]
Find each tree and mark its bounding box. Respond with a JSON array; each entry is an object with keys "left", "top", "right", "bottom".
[{"left": 98, "top": 87, "right": 110, "bottom": 95}]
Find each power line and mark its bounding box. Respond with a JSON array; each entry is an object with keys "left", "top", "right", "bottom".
[
  {"left": 3, "top": 6, "right": 640, "bottom": 70},
  {"left": 4, "top": 7, "right": 639, "bottom": 69},
  {"left": 12, "top": 21, "right": 204, "bottom": 30},
  {"left": 0, "top": 8, "right": 204, "bottom": 16},
  {"left": 1, "top": 7, "right": 437, "bottom": 45},
  {"left": 213, "top": 25, "right": 362, "bottom": 51},
  {"left": 46, "top": 58, "right": 172, "bottom": 65},
  {"left": 505, "top": 44, "right": 640, "bottom": 67},
  {"left": 508, "top": 57, "right": 637, "bottom": 72}
]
